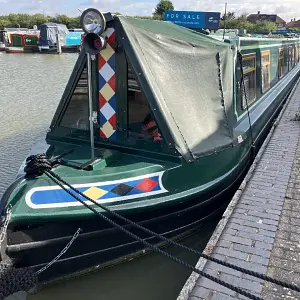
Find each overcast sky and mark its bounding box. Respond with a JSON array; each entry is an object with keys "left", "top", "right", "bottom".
[{"left": 1, "top": 0, "right": 299, "bottom": 22}]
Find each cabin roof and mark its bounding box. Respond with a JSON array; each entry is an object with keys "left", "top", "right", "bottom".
[{"left": 117, "top": 16, "right": 235, "bottom": 159}]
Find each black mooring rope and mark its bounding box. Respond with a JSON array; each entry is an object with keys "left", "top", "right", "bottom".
[
  {"left": 44, "top": 170, "right": 260, "bottom": 300},
  {"left": 23, "top": 154, "right": 300, "bottom": 298},
  {"left": 46, "top": 168, "right": 300, "bottom": 294}
]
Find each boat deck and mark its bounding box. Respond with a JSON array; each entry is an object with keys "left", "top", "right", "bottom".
[{"left": 178, "top": 77, "right": 300, "bottom": 300}]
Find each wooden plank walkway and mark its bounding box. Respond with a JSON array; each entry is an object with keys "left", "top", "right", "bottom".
[{"left": 178, "top": 77, "right": 300, "bottom": 300}]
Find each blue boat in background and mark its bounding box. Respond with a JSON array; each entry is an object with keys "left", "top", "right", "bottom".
[{"left": 39, "top": 22, "right": 83, "bottom": 53}]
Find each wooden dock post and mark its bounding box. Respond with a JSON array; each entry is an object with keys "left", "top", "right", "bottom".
[{"left": 56, "top": 33, "right": 62, "bottom": 54}]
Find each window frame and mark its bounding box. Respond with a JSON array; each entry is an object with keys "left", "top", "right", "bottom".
[
  {"left": 288, "top": 46, "right": 294, "bottom": 71},
  {"left": 261, "top": 50, "right": 271, "bottom": 94},
  {"left": 278, "top": 47, "right": 284, "bottom": 79},
  {"left": 241, "top": 53, "right": 257, "bottom": 110}
]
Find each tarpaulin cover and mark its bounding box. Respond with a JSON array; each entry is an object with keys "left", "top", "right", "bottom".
[
  {"left": 118, "top": 17, "right": 235, "bottom": 160},
  {"left": 39, "top": 23, "right": 69, "bottom": 47}
]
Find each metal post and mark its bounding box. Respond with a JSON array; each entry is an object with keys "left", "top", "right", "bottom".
[
  {"left": 56, "top": 33, "right": 61, "bottom": 54},
  {"left": 223, "top": 2, "right": 227, "bottom": 40},
  {"left": 87, "top": 53, "right": 95, "bottom": 159}
]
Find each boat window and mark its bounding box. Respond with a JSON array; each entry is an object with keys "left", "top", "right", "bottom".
[
  {"left": 59, "top": 64, "right": 89, "bottom": 130},
  {"left": 278, "top": 48, "right": 284, "bottom": 79},
  {"left": 292, "top": 46, "right": 296, "bottom": 68},
  {"left": 288, "top": 46, "right": 294, "bottom": 70},
  {"left": 241, "top": 54, "right": 256, "bottom": 110},
  {"left": 127, "top": 61, "right": 162, "bottom": 142},
  {"left": 261, "top": 51, "right": 270, "bottom": 93}
]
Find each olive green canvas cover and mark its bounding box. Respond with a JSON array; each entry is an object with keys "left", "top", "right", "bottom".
[{"left": 118, "top": 16, "right": 235, "bottom": 160}]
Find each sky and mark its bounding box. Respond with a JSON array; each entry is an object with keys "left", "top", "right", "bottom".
[{"left": 0, "top": 0, "right": 299, "bottom": 23}]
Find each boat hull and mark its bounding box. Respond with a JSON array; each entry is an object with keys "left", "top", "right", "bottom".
[
  {"left": 5, "top": 47, "right": 24, "bottom": 53},
  {"left": 4, "top": 158, "right": 247, "bottom": 287}
]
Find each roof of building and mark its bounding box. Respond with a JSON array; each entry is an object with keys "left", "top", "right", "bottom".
[
  {"left": 286, "top": 19, "right": 300, "bottom": 27},
  {"left": 247, "top": 13, "right": 286, "bottom": 24}
]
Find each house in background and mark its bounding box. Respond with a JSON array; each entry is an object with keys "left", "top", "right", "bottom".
[
  {"left": 247, "top": 11, "right": 286, "bottom": 29},
  {"left": 286, "top": 18, "right": 300, "bottom": 29}
]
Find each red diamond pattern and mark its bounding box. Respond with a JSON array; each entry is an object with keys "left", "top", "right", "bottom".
[
  {"left": 99, "top": 93, "right": 107, "bottom": 107},
  {"left": 107, "top": 31, "right": 116, "bottom": 47},
  {"left": 100, "top": 130, "right": 106, "bottom": 138},
  {"left": 98, "top": 55, "right": 106, "bottom": 69},
  {"left": 108, "top": 74, "right": 116, "bottom": 91},
  {"left": 108, "top": 114, "right": 116, "bottom": 127},
  {"left": 136, "top": 179, "right": 159, "bottom": 192}
]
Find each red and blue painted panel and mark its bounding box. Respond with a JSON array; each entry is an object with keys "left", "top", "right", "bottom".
[
  {"left": 98, "top": 27, "right": 116, "bottom": 140},
  {"left": 25, "top": 172, "right": 167, "bottom": 209}
]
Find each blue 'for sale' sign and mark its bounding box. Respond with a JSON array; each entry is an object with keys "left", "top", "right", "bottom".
[{"left": 164, "top": 10, "right": 221, "bottom": 29}]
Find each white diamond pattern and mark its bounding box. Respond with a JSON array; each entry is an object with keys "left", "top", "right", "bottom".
[
  {"left": 105, "top": 27, "right": 115, "bottom": 39},
  {"left": 100, "top": 102, "right": 115, "bottom": 121},
  {"left": 99, "top": 62, "right": 114, "bottom": 82}
]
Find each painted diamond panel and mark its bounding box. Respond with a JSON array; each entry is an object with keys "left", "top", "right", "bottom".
[
  {"left": 26, "top": 172, "right": 167, "bottom": 209},
  {"left": 99, "top": 63, "right": 114, "bottom": 82},
  {"left": 100, "top": 83, "right": 115, "bottom": 102},
  {"left": 83, "top": 186, "right": 108, "bottom": 200},
  {"left": 100, "top": 102, "right": 115, "bottom": 121},
  {"left": 136, "top": 179, "right": 159, "bottom": 192},
  {"left": 101, "top": 121, "right": 115, "bottom": 138},
  {"left": 98, "top": 27, "right": 116, "bottom": 140},
  {"left": 100, "top": 44, "right": 115, "bottom": 62}
]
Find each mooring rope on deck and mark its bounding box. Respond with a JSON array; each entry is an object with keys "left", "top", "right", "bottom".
[{"left": 14, "top": 153, "right": 300, "bottom": 300}]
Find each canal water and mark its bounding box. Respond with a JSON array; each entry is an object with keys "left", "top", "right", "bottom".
[{"left": 0, "top": 53, "right": 221, "bottom": 300}]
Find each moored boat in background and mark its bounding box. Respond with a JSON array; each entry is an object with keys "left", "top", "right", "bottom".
[{"left": 0, "top": 8, "right": 300, "bottom": 291}]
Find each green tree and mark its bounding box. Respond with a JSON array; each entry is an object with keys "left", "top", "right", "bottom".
[
  {"left": 0, "top": 19, "right": 9, "bottom": 30},
  {"left": 153, "top": 0, "right": 174, "bottom": 19},
  {"left": 221, "top": 11, "right": 236, "bottom": 21},
  {"left": 289, "top": 27, "right": 300, "bottom": 32},
  {"left": 250, "top": 20, "right": 276, "bottom": 33},
  {"left": 29, "top": 14, "right": 50, "bottom": 27}
]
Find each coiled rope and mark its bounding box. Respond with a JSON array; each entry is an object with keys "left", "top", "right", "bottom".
[{"left": 22, "top": 154, "right": 300, "bottom": 299}]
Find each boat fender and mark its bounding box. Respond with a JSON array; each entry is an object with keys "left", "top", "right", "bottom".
[{"left": 0, "top": 263, "right": 37, "bottom": 300}]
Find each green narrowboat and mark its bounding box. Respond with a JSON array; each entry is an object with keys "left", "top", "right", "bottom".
[{"left": 1, "top": 8, "right": 300, "bottom": 289}]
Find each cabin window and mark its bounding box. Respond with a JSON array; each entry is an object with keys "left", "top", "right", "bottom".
[
  {"left": 60, "top": 64, "right": 89, "bottom": 129},
  {"left": 261, "top": 51, "right": 270, "bottom": 93},
  {"left": 241, "top": 54, "right": 256, "bottom": 110},
  {"left": 127, "top": 61, "right": 162, "bottom": 142},
  {"left": 288, "top": 46, "right": 294, "bottom": 70},
  {"left": 292, "top": 46, "right": 296, "bottom": 68},
  {"left": 278, "top": 48, "right": 284, "bottom": 79}
]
